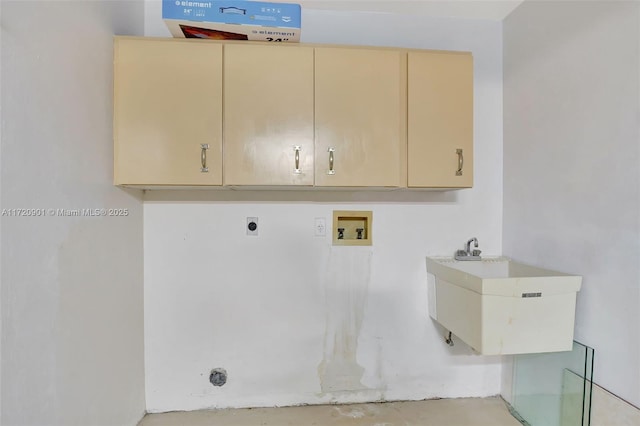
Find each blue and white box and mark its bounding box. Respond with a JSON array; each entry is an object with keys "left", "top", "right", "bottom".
[{"left": 163, "top": 0, "right": 301, "bottom": 42}]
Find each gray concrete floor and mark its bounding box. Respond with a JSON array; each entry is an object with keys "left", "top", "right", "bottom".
[{"left": 139, "top": 397, "right": 522, "bottom": 426}]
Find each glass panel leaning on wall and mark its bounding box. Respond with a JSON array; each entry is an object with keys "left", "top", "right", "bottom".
[{"left": 508, "top": 341, "right": 594, "bottom": 426}]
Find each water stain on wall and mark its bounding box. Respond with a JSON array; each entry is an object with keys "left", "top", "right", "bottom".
[{"left": 318, "top": 246, "right": 373, "bottom": 394}]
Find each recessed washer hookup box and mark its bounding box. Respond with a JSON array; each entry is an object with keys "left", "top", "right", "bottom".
[{"left": 163, "top": 0, "right": 301, "bottom": 42}]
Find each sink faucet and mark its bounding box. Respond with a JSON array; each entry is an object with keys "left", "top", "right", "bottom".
[
  {"left": 455, "top": 237, "right": 482, "bottom": 261},
  {"left": 466, "top": 237, "right": 478, "bottom": 255}
]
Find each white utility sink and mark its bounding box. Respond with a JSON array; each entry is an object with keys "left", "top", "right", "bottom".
[{"left": 426, "top": 257, "right": 582, "bottom": 355}]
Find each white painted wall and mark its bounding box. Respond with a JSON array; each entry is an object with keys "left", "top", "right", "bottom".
[
  {"left": 1, "top": 1, "right": 146, "bottom": 424},
  {"left": 144, "top": 3, "right": 504, "bottom": 412},
  {"left": 503, "top": 0, "right": 640, "bottom": 408}
]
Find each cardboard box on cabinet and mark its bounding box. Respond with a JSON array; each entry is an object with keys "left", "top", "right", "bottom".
[{"left": 163, "top": 0, "right": 301, "bottom": 42}]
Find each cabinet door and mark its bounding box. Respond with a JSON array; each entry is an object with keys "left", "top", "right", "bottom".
[
  {"left": 224, "top": 44, "right": 314, "bottom": 186},
  {"left": 114, "top": 38, "right": 223, "bottom": 185},
  {"left": 314, "top": 48, "right": 405, "bottom": 187},
  {"left": 408, "top": 51, "right": 473, "bottom": 188}
]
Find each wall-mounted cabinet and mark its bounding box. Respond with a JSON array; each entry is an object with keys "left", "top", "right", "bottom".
[
  {"left": 113, "top": 37, "right": 473, "bottom": 190},
  {"left": 315, "top": 48, "right": 405, "bottom": 187},
  {"left": 223, "top": 44, "right": 314, "bottom": 186},
  {"left": 408, "top": 51, "right": 473, "bottom": 188},
  {"left": 114, "top": 38, "right": 223, "bottom": 186}
]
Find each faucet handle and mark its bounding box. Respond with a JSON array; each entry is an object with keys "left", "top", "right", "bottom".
[
  {"left": 455, "top": 249, "right": 467, "bottom": 257},
  {"left": 472, "top": 249, "right": 482, "bottom": 257}
]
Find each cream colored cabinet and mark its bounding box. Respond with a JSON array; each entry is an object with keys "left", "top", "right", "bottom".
[
  {"left": 114, "top": 38, "right": 223, "bottom": 185},
  {"left": 223, "top": 44, "right": 314, "bottom": 186},
  {"left": 314, "top": 48, "right": 406, "bottom": 187},
  {"left": 114, "top": 38, "right": 474, "bottom": 190},
  {"left": 407, "top": 51, "right": 473, "bottom": 188}
]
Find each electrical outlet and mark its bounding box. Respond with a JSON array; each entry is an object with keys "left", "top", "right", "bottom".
[
  {"left": 246, "top": 217, "right": 258, "bottom": 236},
  {"left": 314, "top": 217, "right": 326, "bottom": 236}
]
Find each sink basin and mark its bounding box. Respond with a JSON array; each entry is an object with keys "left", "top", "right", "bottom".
[{"left": 426, "top": 257, "right": 582, "bottom": 355}]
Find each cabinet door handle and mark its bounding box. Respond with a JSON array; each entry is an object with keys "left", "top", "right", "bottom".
[
  {"left": 201, "top": 144, "right": 210, "bottom": 173},
  {"left": 456, "top": 149, "right": 463, "bottom": 176},
  {"left": 293, "top": 146, "right": 302, "bottom": 174},
  {"left": 327, "top": 147, "right": 336, "bottom": 175}
]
